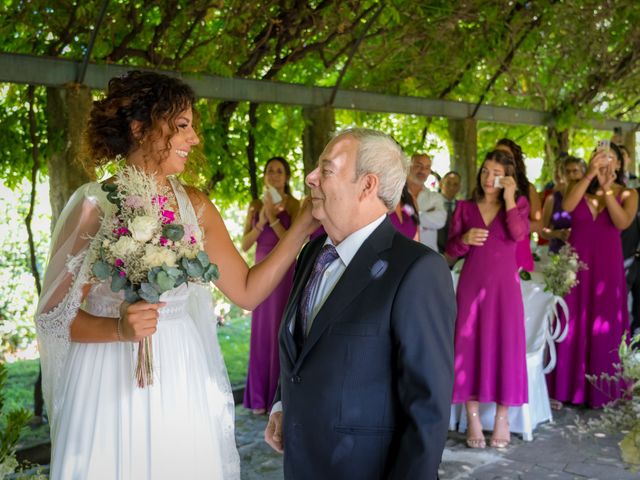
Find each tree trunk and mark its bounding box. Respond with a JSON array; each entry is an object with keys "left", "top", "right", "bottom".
[
  {"left": 447, "top": 118, "right": 477, "bottom": 199},
  {"left": 624, "top": 129, "right": 637, "bottom": 176},
  {"left": 302, "top": 106, "right": 335, "bottom": 186},
  {"left": 544, "top": 127, "right": 570, "bottom": 182},
  {"left": 46, "top": 84, "right": 94, "bottom": 224},
  {"left": 246, "top": 103, "right": 259, "bottom": 200}
]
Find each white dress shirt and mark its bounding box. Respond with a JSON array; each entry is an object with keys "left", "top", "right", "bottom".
[
  {"left": 272, "top": 214, "right": 386, "bottom": 415},
  {"left": 416, "top": 189, "right": 446, "bottom": 251}
]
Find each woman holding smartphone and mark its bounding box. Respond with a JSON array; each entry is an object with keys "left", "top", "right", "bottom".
[
  {"left": 546, "top": 142, "right": 636, "bottom": 408},
  {"left": 241, "top": 156, "right": 300, "bottom": 414},
  {"left": 446, "top": 150, "right": 529, "bottom": 449}
]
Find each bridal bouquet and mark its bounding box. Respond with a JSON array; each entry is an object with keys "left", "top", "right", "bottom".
[
  {"left": 542, "top": 244, "right": 587, "bottom": 298},
  {"left": 90, "top": 167, "right": 218, "bottom": 387}
]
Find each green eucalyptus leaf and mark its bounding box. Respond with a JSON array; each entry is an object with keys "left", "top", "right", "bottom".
[
  {"left": 203, "top": 263, "right": 219, "bottom": 282},
  {"left": 92, "top": 261, "right": 111, "bottom": 280},
  {"left": 139, "top": 282, "right": 160, "bottom": 303},
  {"left": 164, "top": 266, "right": 183, "bottom": 279},
  {"left": 110, "top": 271, "right": 127, "bottom": 292},
  {"left": 184, "top": 258, "right": 204, "bottom": 277},
  {"left": 196, "top": 251, "right": 211, "bottom": 268},
  {"left": 162, "top": 224, "right": 184, "bottom": 241},
  {"left": 156, "top": 271, "right": 175, "bottom": 292},
  {"left": 124, "top": 285, "right": 140, "bottom": 303}
]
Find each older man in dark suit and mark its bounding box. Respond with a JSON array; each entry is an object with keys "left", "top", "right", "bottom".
[{"left": 264, "top": 128, "right": 455, "bottom": 480}]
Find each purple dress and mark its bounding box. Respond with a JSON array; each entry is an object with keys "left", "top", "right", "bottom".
[
  {"left": 389, "top": 207, "right": 418, "bottom": 239},
  {"left": 447, "top": 197, "right": 530, "bottom": 406},
  {"left": 546, "top": 197, "right": 629, "bottom": 408},
  {"left": 243, "top": 210, "right": 295, "bottom": 410},
  {"left": 549, "top": 191, "right": 572, "bottom": 253}
]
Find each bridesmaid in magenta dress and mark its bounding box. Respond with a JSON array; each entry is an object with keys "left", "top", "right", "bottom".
[
  {"left": 241, "top": 157, "right": 300, "bottom": 414},
  {"left": 546, "top": 143, "right": 637, "bottom": 408},
  {"left": 389, "top": 184, "right": 419, "bottom": 240},
  {"left": 496, "top": 139, "right": 541, "bottom": 271},
  {"left": 447, "top": 150, "right": 529, "bottom": 449}
]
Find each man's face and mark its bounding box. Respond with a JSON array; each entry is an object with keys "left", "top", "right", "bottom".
[
  {"left": 305, "top": 136, "right": 362, "bottom": 237},
  {"left": 564, "top": 162, "right": 584, "bottom": 182},
  {"left": 441, "top": 174, "right": 461, "bottom": 200},
  {"left": 409, "top": 155, "right": 432, "bottom": 184}
]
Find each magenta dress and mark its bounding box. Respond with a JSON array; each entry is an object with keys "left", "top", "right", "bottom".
[
  {"left": 447, "top": 196, "right": 530, "bottom": 406},
  {"left": 389, "top": 207, "right": 418, "bottom": 239},
  {"left": 546, "top": 197, "right": 629, "bottom": 408},
  {"left": 243, "top": 210, "right": 295, "bottom": 410}
]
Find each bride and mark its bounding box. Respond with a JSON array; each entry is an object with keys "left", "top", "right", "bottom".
[{"left": 35, "top": 70, "right": 315, "bottom": 479}]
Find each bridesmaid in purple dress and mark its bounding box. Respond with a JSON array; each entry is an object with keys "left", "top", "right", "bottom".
[
  {"left": 447, "top": 150, "right": 529, "bottom": 449},
  {"left": 546, "top": 143, "right": 637, "bottom": 408},
  {"left": 389, "top": 184, "right": 419, "bottom": 240},
  {"left": 496, "top": 139, "right": 541, "bottom": 271},
  {"left": 241, "top": 157, "right": 300, "bottom": 414}
]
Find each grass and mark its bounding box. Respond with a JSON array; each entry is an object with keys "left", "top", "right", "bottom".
[{"left": 4, "top": 311, "right": 251, "bottom": 448}]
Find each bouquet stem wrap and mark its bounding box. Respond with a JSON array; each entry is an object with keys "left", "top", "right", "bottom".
[{"left": 136, "top": 337, "right": 154, "bottom": 388}]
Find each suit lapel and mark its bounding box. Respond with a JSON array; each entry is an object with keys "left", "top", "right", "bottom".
[
  {"left": 296, "top": 219, "right": 396, "bottom": 366},
  {"left": 281, "top": 237, "right": 325, "bottom": 362}
]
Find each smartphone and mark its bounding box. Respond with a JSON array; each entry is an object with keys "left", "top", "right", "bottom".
[
  {"left": 597, "top": 139, "right": 611, "bottom": 160},
  {"left": 493, "top": 176, "right": 503, "bottom": 188},
  {"left": 264, "top": 184, "right": 283, "bottom": 204}
]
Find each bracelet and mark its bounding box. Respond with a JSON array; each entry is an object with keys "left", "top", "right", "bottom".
[
  {"left": 116, "top": 316, "right": 123, "bottom": 342},
  {"left": 269, "top": 218, "right": 280, "bottom": 228}
]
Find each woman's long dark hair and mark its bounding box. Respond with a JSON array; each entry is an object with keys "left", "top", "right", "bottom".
[
  {"left": 473, "top": 149, "right": 523, "bottom": 207},
  {"left": 586, "top": 142, "right": 625, "bottom": 194},
  {"left": 497, "top": 138, "right": 529, "bottom": 196},
  {"left": 264, "top": 156, "right": 292, "bottom": 195}
]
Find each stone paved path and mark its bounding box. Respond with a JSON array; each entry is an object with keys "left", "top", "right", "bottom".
[{"left": 235, "top": 405, "right": 637, "bottom": 480}]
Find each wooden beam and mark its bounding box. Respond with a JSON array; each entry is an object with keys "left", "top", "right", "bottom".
[{"left": 0, "top": 52, "right": 637, "bottom": 132}]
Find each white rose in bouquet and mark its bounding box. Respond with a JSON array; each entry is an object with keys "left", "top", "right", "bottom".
[
  {"left": 566, "top": 271, "right": 577, "bottom": 284},
  {"left": 142, "top": 245, "right": 177, "bottom": 268},
  {"left": 129, "top": 215, "right": 157, "bottom": 242},
  {"left": 111, "top": 236, "right": 139, "bottom": 258}
]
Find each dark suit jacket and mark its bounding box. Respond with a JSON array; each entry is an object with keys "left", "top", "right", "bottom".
[{"left": 275, "top": 218, "right": 456, "bottom": 480}]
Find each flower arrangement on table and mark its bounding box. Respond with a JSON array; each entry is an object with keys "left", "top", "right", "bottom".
[
  {"left": 90, "top": 167, "right": 218, "bottom": 387},
  {"left": 542, "top": 244, "right": 587, "bottom": 297},
  {"left": 538, "top": 244, "right": 588, "bottom": 373}
]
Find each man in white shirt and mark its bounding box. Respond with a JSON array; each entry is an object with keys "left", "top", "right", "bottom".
[
  {"left": 264, "top": 128, "right": 455, "bottom": 480},
  {"left": 407, "top": 153, "right": 446, "bottom": 251},
  {"left": 437, "top": 171, "right": 462, "bottom": 253}
]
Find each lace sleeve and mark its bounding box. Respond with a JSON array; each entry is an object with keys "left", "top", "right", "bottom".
[{"left": 34, "top": 182, "right": 107, "bottom": 421}]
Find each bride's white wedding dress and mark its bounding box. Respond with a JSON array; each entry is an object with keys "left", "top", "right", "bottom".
[{"left": 35, "top": 178, "right": 240, "bottom": 479}]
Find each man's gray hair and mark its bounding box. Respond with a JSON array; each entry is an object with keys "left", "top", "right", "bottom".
[{"left": 333, "top": 127, "right": 408, "bottom": 210}]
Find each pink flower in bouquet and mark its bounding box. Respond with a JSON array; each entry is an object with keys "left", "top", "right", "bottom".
[
  {"left": 124, "top": 195, "right": 145, "bottom": 209},
  {"left": 114, "top": 226, "right": 130, "bottom": 237},
  {"left": 161, "top": 209, "right": 175, "bottom": 224},
  {"left": 115, "top": 258, "right": 125, "bottom": 267},
  {"left": 119, "top": 270, "right": 126, "bottom": 277},
  {"left": 159, "top": 236, "right": 169, "bottom": 246},
  {"left": 152, "top": 195, "right": 168, "bottom": 208},
  {"left": 183, "top": 224, "right": 202, "bottom": 245}
]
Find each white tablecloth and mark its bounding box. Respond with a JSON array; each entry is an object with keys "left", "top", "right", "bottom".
[{"left": 449, "top": 268, "right": 569, "bottom": 441}]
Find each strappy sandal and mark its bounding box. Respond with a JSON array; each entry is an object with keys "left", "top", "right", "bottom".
[
  {"left": 466, "top": 411, "right": 486, "bottom": 449},
  {"left": 490, "top": 415, "right": 510, "bottom": 448}
]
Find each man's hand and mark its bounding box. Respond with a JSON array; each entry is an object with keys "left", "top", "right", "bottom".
[{"left": 264, "top": 411, "right": 284, "bottom": 454}]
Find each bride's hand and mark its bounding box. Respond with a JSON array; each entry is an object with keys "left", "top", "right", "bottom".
[
  {"left": 119, "top": 301, "right": 164, "bottom": 341},
  {"left": 296, "top": 196, "right": 320, "bottom": 235}
]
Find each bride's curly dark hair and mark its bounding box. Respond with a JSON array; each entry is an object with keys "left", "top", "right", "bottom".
[{"left": 84, "top": 71, "right": 196, "bottom": 168}]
